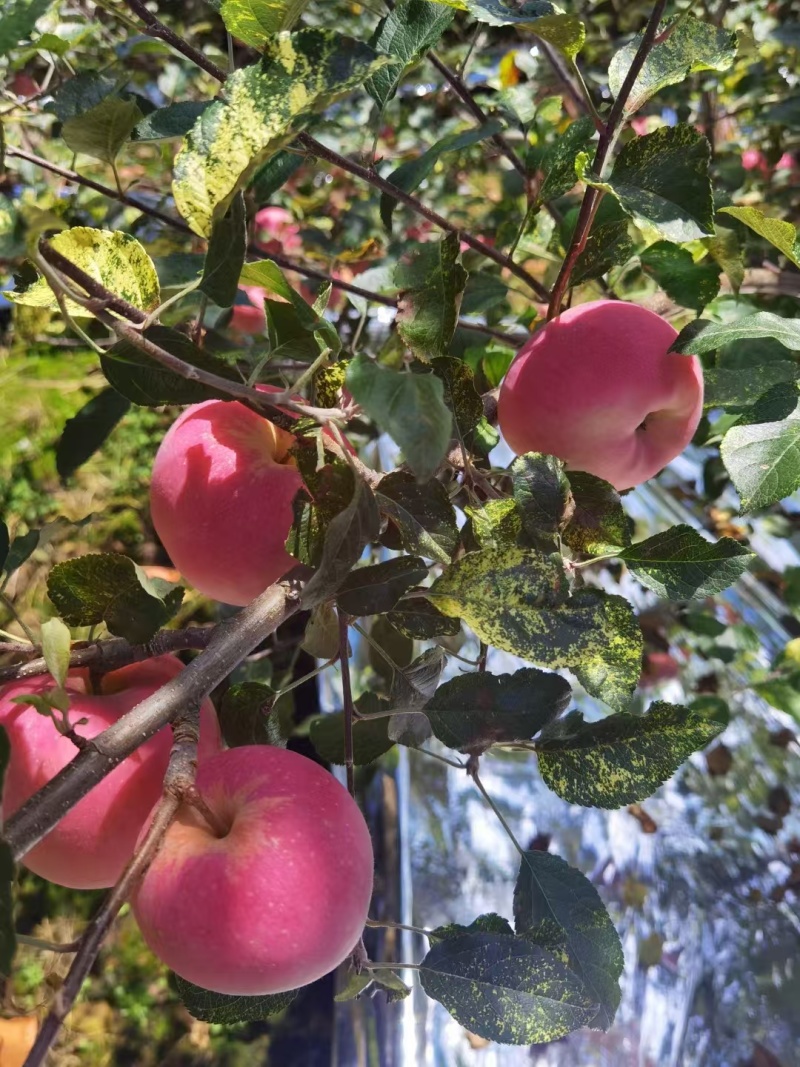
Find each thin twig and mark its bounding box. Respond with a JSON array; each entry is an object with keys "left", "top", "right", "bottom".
[
  {"left": 547, "top": 0, "right": 668, "bottom": 317},
  {"left": 122, "top": 0, "right": 226, "bottom": 81},
  {"left": 468, "top": 759, "right": 526, "bottom": 857},
  {"left": 338, "top": 611, "right": 356, "bottom": 796}
]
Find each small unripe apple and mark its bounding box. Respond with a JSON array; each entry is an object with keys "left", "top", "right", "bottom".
[
  {"left": 0, "top": 656, "right": 221, "bottom": 889},
  {"left": 149, "top": 387, "right": 303, "bottom": 605},
  {"left": 498, "top": 300, "right": 703, "bottom": 490},
  {"left": 132, "top": 745, "right": 374, "bottom": 995}
]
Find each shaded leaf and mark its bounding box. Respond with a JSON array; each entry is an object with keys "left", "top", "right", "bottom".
[
  {"left": 309, "top": 693, "right": 394, "bottom": 765},
  {"left": 562, "top": 472, "right": 630, "bottom": 556},
  {"left": 386, "top": 598, "right": 461, "bottom": 639},
  {"left": 703, "top": 362, "right": 799, "bottom": 409},
  {"left": 395, "top": 235, "right": 468, "bottom": 361},
  {"left": 511, "top": 453, "right": 572, "bottom": 545},
  {"left": 336, "top": 556, "right": 428, "bottom": 617},
  {"left": 47, "top": 553, "right": 183, "bottom": 644},
  {"left": 619, "top": 524, "right": 753, "bottom": 599},
  {"left": 640, "top": 241, "right": 720, "bottom": 313},
  {"left": 200, "top": 192, "right": 247, "bottom": 308},
  {"left": 388, "top": 646, "right": 444, "bottom": 745},
  {"left": 570, "top": 197, "right": 634, "bottom": 285},
  {"left": 239, "top": 258, "right": 339, "bottom": 354},
  {"left": 174, "top": 975, "right": 299, "bottom": 1023},
  {"left": 424, "top": 668, "right": 571, "bottom": 754},
  {"left": 429, "top": 913, "right": 514, "bottom": 944},
  {"left": 537, "top": 701, "right": 724, "bottom": 808},
  {"left": 62, "top": 95, "right": 142, "bottom": 164},
  {"left": 376, "top": 471, "right": 459, "bottom": 564},
  {"left": 218, "top": 682, "right": 285, "bottom": 748},
  {"left": 514, "top": 851, "right": 623, "bottom": 1030},
  {"left": 539, "top": 117, "right": 595, "bottom": 203},
  {"left": 419, "top": 932, "right": 598, "bottom": 1044},
  {"left": 56, "top": 387, "right": 131, "bottom": 479}
]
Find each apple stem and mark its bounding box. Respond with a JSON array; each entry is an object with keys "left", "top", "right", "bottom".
[
  {"left": 183, "top": 785, "right": 229, "bottom": 839},
  {"left": 338, "top": 610, "right": 356, "bottom": 797}
]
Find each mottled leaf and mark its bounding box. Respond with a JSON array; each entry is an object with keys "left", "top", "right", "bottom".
[
  {"left": 346, "top": 355, "right": 452, "bottom": 481},
  {"left": 336, "top": 556, "right": 428, "bottom": 617},
  {"left": 465, "top": 498, "right": 523, "bottom": 550},
  {"left": 47, "top": 553, "right": 183, "bottom": 644},
  {"left": 539, "top": 117, "right": 595, "bottom": 203},
  {"left": 387, "top": 598, "right": 461, "bottom": 639},
  {"left": 703, "top": 362, "right": 799, "bottom": 409},
  {"left": 376, "top": 471, "right": 459, "bottom": 564},
  {"left": 173, "top": 31, "right": 388, "bottom": 235},
  {"left": 395, "top": 236, "right": 468, "bottom": 361},
  {"left": 619, "top": 524, "right": 753, "bottom": 599},
  {"left": 511, "top": 453, "right": 573, "bottom": 545},
  {"left": 640, "top": 241, "right": 720, "bottom": 313},
  {"left": 538, "top": 701, "right": 723, "bottom": 807},
  {"left": 56, "top": 387, "right": 131, "bottom": 479},
  {"left": 514, "top": 851, "right": 623, "bottom": 1030},
  {"left": 174, "top": 975, "right": 299, "bottom": 1023},
  {"left": 562, "top": 472, "right": 630, "bottom": 556},
  {"left": 569, "top": 196, "right": 634, "bottom": 285},
  {"left": 220, "top": 0, "right": 310, "bottom": 49},
  {"left": 608, "top": 14, "right": 737, "bottom": 114},
  {"left": 419, "top": 932, "right": 598, "bottom": 1044},
  {"left": 132, "top": 101, "right": 210, "bottom": 141},
  {"left": 428, "top": 548, "right": 642, "bottom": 711},
  {"left": 465, "top": 1, "right": 585, "bottom": 58},
  {"left": 429, "top": 913, "right": 514, "bottom": 944},
  {"left": 430, "top": 355, "right": 484, "bottom": 440},
  {"left": 580, "top": 125, "right": 714, "bottom": 242},
  {"left": 424, "top": 668, "right": 571, "bottom": 754}
]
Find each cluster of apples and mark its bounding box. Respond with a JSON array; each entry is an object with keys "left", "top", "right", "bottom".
[
  {"left": 0, "top": 298, "right": 702, "bottom": 997},
  {"left": 0, "top": 658, "right": 374, "bottom": 995}
]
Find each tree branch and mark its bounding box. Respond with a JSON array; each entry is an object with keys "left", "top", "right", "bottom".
[
  {"left": 547, "top": 0, "right": 668, "bottom": 317},
  {"left": 5, "top": 577, "right": 303, "bottom": 863},
  {"left": 122, "top": 0, "right": 226, "bottom": 81}
]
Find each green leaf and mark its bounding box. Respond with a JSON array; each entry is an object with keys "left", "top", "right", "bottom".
[
  {"left": 48, "top": 71, "right": 118, "bottom": 120},
  {"left": 61, "top": 95, "right": 142, "bottom": 164},
  {"left": 300, "top": 475, "right": 381, "bottom": 610},
  {"left": 336, "top": 556, "right": 428, "bottom": 617},
  {"left": 424, "top": 668, "right": 571, "bottom": 754},
  {"left": 0, "top": 522, "right": 8, "bottom": 573},
  {"left": 218, "top": 682, "right": 285, "bottom": 748},
  {"left": 250, "top": 149, "right": 305, "bottom": 204},
  {"left": 562, "top": 472, "right": 630, "bottom": 556},
  {"left": 346, "top": 355, "right": 453, "bottom": 482},
  {"left": 511, "top": 453, "right": 572, "bottom": 545},
  {"left": 703, "top": 362, "right": 799, "bottom": 409},
  {"left": 580, "top": 125, "right": 714, "bottom": 242},
  {"left": 173, "top": 31, "right": 388, "bottom": 235},
  {"left": 394, "top": 235, "right": 468, "bottom": 361},
  {"left": 200, "top": 192, "right": 247, "bottom": 308},
  {"left": 380, "top": 121, "right": 502, "bottom": 230},
  {"left": 388, "top": 646, "right": 444, "bottom": 745},
  {"left": 539, "top": 116, "right": 595, "bottom": 203},
  {"left": 537, "top": 701, "right": 723, "bottom": 807},
  {"left": 335, "top": 965, "right": 410, "bottom": 1002},
  {"left": 429, "top": 912, "right": 514, "bottom": 943},
  {"left": 419, "top": 932, "right": 598, "bottom": 1044},
  {"left": 2, "top": 516, "right": 93, "bottom": 579},
  {"left": 367, "top": 0, "right": 455, "bottom": 110},
  {"left": 671, "top": 313, "right": 800, "bottom": 356},
  {"left": 220, "top": 0, "right": 310, "bottom": 49},
  {"left": 720, "top": 388, "right": 800, "bottom": 510},
  {"left": 239, "top": 258, "right": 339, "bottom": 355},
  {"left": 309, "top": 693, "right": 394, "bottom": 765},
  {"left": 301, "top": 602, "right": 340, "bottom": 660},
  {"left": 376, "top": 471, "right": 459, "bottom": 563},
  {"left": 704, "top": 226, "right": 744, "bottom": 294},
  {"left": 10, "top": 227, "right": 160, "bottom": 318},
  {"left": 429, "top": 355, "right": 484, "bottom": 438},
  {"left": 0, "top": 0, "right": 53, "bottom": 57},
  {"left": 465, "top": 1, "right": 586, "bottom": 59},
  {"left": 132, "top": 101, "right": 211, "bottom": 141},
  {"left": 640, "top": 241, "right": 721, "bottom": 313},
  {"left": 719, "top": 206, "right": 800, "bottom": 269},
  {"left": 55, "top": 387, "right": 131, "bottom": 480},
  {"left": 513, "top": 851, "right": 623, "bottom": 1030},
  {"left": 0, "top": 725, "right": 14, "bottom": 976},
  {"left": 428, "top": 548, "right": 642, "bottom": 711},
  {"left": 40, "top": 617, "right": 72, "bottom": 689},
  {"left": 101, "top": 325, "right": 241, "bottom": 405},
  {"left": 47, "top": 553, "right": 183, "bottom": 644},
  {"left": 569, "top": 196, "right": 634, "bottom": 285},
  {"left": 608, "top": 14, "right": 737, "bottom": 114},
  {"left": 174, "top": 975, "right": 299, "bottom": 1023},
  {"left": 386, "top": 598, "right": 460, "bottom": 639},
  {"left": 619, "top": 524, "right": 754, "bottom": 599}
]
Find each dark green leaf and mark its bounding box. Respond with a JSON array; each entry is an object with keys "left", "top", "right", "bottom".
[
  {"left": 0, "top": 727, "right": 15, "bottom": 977},
  {"left": 539, "top": 116, "right": 595, "bottom": 203},
  {"left": 424, "top": 667, "right": 571, "bottom": 754},
  {"left": 0, "top": 522, "right": 8, "bottom": 572},
  {"left": 174, "top": 975, "right": 299, "bottom": 1023},
  {"left": 376, "top": 471, "right": 459, "bottom": 563},
  {"left": 537, "top": 701, "right": 724, "bottom": 807},
  {"left": 583, "top": 124, "right": 714, "bottom": 242},
  {"left": 240, "top": 258, "right": 340, "bottom": 355},
  {"left": 201, "top": 192, "right": 247, "bottom": 308},
  {"left": 511, "top": 452, "right": 573, "bottom": 545},
  {"left": 62, "top": 95, "right": 142, "bottom": 164},
  {"left": 101, "top": 325, "right": 241, "bottom": 405},
  {"left": 570, "top": 196, "right": 634, "bottom": 285},
  {"left": 514, "top": 851, "right": 623, "bottom": 1030},
  {"left": 346, "top": 355, "right": 452, "bottom": 481},
  {"left": 395, "top": 236, "right": 468, "bottom": 361},
  {"left": 388, "top": 646, "right": 444, "bottom": 745},
  {"left": 336, "top": 556, "right": 428, "bottom": 617},
  {"left": 671, "top": 313, "right": 800, "bottom": 356},
  {"left": 429, "top": 913, "right": 514, "bottom": 944},
  {"left": 309, "top": 693, "right": 394, "bottom": 765},
  {"left": 419, "top": 932, "right": 598, "bottom": 1044},
  {"left": 47, "top": 71, "right": 118, "bottom": 121},
  {"left": 703, "top": 362, "right": 799, "bottom": 409},
  {"left": 56, "top": 387, "right": 131, "bottom": 479},
  {"left": 619, "top": 524, "right": 753, "bottom": 599},
  {"left": 562, "top": 472, "right": 630, "bottom": 556},
  {"left": 640, "top": 241, "right": 721, "bottom": 313},
  {"left": 132, "top": 101, "right": 211, "bottom": 141},
  {"left": 219, "top": 682, "right": 285, "bottom": 748},
  {"left": 47, "top": 553, "right": 183, "bottom": 644},
  {"left": 608, "top": 14, "right": 737, "bottom": 114},
  {"left": 367, "top": 0, "right": 455, "bottom": 110},
  {"left": 386, "top": 598, "right": 460, "bottom": 639},
  {"left": 429, "top": 548, "right": 642, "bottom": 711},
  {"left": 250, "top": 150, "right": 305, "bottom": 204}
]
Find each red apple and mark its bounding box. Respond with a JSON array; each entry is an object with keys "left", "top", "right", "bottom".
[
  {"left": 149, "top": 386, "right": 303, "bottom": 605},
  {"left": 132, "top": 745, "right": 374, "bottom": 995},
  {"left": 498, "top": 300, "right": 703, "bottom": 490},
  {"left": 0, "top": 656, "right": 221, "bottom": 889},
  {"left": 254, "top": 206, "right": 302, "bottom": 255},
  {"left": 230, "top": 286, "right": 267, "bottom": 335}
]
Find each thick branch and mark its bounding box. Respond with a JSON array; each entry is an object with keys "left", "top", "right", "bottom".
[
  {"left": 5, "top": 578, "right": 303, "bottom": 862},
  {"left": 547, "top": 0, "right": 667, "bottom": 317}
]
